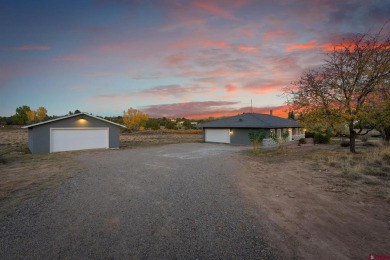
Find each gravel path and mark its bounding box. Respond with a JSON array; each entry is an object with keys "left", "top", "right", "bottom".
[{"left": 0, "top": 143, "right": 275, "bottom": 259}]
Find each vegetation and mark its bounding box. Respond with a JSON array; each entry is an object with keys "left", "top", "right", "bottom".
[
  {"left": 123, "top": 108, "right": 149, "bottom": 130},
  {"left": 248, "top": 130, "right": 267, "bottom": 154},
  {"left": 311, "top": 145, "right": 390, "bottom": 202},
  {"left": 285, "top": 31, "right": 390, "bottom": 152}
]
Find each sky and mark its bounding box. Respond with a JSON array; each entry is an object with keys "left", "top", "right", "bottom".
[{"left": 1, "top": 0, "right": 389, "bottom": 119}]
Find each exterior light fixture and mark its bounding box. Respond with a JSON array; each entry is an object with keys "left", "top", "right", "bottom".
[{"left": 229, "top": 129, "right": 234, "bottom": 135}]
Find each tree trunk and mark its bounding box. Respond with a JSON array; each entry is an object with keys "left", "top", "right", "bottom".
[
  {"left": 385, "top": 127, "right": 390, "bottom": 143},
  {"left": 349, "top": 128, "right": 356, "bottom": 153}
]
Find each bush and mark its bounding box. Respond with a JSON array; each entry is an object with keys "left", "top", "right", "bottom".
[
  {"left": 360, "top": 135, "right": 369, "bottom": 142},
  {"left": 298, "top": 138, "right": 306, "bottom": 145},
  {"left": 305, "top": 131, "right": 315, "bottom": 138},
  {"left": 313, "top": 133, "right": 330, "bottom": 144},
  {"left": 340, "top": 139, "right": 350, "bottom": 147}
]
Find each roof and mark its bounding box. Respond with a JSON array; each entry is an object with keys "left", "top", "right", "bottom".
[
  {"left": 198, "top": 113, "right": 301, "bottom": 129},
  {"left": 22, "top": 112, "right": 127, "bottom": 129}
]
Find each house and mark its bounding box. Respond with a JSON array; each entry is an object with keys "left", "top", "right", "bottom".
[
  {"left": 22, "top": 112, "right": 126, "bottom": 154},
  {"left": 198, "top": 113, "right": 305, "bottom": 146}
]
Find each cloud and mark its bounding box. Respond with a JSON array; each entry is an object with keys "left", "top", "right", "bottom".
[
  {"left": 139, "top": 84, "right": 210, "bottom": 98},
  {"left": 143, "top": 101, "right": 240, "bottom": 118},
  {"left": 193, "top": 1, "right": 237, "bottom": 20},
  {"left": 12, "top": 45, "right": 50, "bottom": 51},
  {"left": 53, "top": 54, "right": 88, "bottom": 62},
  {"left": 286, "top": 39, "right": 341, "bottom": 52},
  {"left": 224, "top": 84, "right": 238, "bottom": 93},
  {"left": 201, "top": 41, "right": 231, "bottom": 49},
  {"left": 243, "top": 84, "right": 282, "bottom": 95},
  {"left": 142, "top": 101, "right": 289, "bottom": 119},
  {"left": 238, "top": 45, "right": 256, "bottom": 51},
  {"left": 166, "top": 54, "right": 189, "bottom": 65},
  {"left": 262, "top": 30, "right": 296, "bottom": 41}
]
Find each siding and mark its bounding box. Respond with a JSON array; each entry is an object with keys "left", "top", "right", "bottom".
[
  {"left": 230, "top": 128, "right": 271, "bottom": 145},
  {"left": 29, "top": 115, "right": 121, "bottom": 154}
]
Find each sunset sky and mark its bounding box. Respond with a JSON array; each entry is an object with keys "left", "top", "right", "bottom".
[{"left": 1, "top": 0, "right": 389, "bottom": 119}]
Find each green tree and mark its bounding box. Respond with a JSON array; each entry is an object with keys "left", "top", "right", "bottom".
[
  {"left": 285, "top": 32, "right": 390, "bottom": 152},
  {"left": 287, "top": 111, "right": 295, "bottom": 120},
  {"left": 15, "top": 105, "right": 31, "bottom": 125},
  {"left": 248, "top": 130, "right": 267, "bottom": 154}
]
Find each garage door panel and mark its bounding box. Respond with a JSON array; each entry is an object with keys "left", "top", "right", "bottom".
[
  {"left": 205, "top": 129, "right": 230, "bottom": 143},
  {"left": 51, "top": 128, "right": 108, "bottom": 152}
]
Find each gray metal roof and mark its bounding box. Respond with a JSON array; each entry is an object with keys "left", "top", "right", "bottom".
[
  {"left": 22, "top": 112, "right": 126, "bottom": 129},
  {"left": 198, "top": 113, "right": 301, "bottom": 128}
]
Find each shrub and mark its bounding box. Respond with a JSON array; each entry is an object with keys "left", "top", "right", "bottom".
[
  {"left": 361, "top": 135, "right": 369, "bottom": 142},
  {"left": 340, "top": 139, "right": 350, "bottom": 147},
  {"left": 248, "top": 130, "right": 267, "bottom": 154},
  {"left": 313, "top": 133, "right": 330, "bottom": 144},
  {"left": 298, "top": 138, "right": 306, "bottom": 145},
  {"left": 305, "top": 131, "right": 315, "bottom": 138}
]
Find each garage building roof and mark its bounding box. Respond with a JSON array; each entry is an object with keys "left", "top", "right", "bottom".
[
  {"left": 198, "top": 113, "right": 301, "bottom": 128},
  {"left": 22, "top": 112, "right": 126, "bottom": 129}
]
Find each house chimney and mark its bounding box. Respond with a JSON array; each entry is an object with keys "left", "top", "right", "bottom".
[{"left": 270, "top": 109, "right": 273, "bottom": 116}]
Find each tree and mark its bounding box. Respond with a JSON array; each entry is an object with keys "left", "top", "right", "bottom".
[
  {"left": 248, "top": 130, "right": 267, "bottom": 154},
  {"left": 287, "top": 111, "right": 295, "bottom": 120},
  {"left": 74, "top": 109, "right": 81, "bottom": 114},
  {"left": 15, "top": 105, "right": 31, "bottom": 125},
  {"left": 123, "top": 108, "right": 149, "bottom": 130},
  {"left": 285, "top": 31, "right": 390, "bottom": 152},
  {"left": 26, "top": 110, "right": 36, "bottom": 123},
  {"left": 36, "top": 107, "right": 48, "bottom": 121},
  {"left": 362, "top": 86, "right": 390, "bottom": 142}
]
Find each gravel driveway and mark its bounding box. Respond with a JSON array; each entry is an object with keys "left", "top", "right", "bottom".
[{"left": 0, "top": 143, "right": 275, "bottom": 259}]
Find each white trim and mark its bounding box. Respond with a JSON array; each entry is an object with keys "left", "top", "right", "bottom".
[
  {"left": 50, "top": 127, "right": 109, "bottom": 153},
  {"left": 22, "top": 112, "right": 126, "bottom": 129}
]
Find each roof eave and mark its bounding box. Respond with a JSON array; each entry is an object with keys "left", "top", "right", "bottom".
[{"left": 22, "top": 112, "right": 127, "bottom": 129}]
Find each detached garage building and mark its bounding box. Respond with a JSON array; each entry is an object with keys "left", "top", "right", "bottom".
[
  {"left": 22, "top": 112, "right": 126, "bottom": 154},
  {"left": 198, "top": 113, "right": 305, "bottom": 146}
]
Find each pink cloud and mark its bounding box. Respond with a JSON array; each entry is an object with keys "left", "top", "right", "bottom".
[
  {"left": 262, "top": 30, "right": 296, "bottom": 41},
  {"left": 243, "top": 84, "right": 283, "bottom": 95},
  {"left": 193, "top": 1, "right": 237, "bottom": 20},
  {"left": 12, "top": 45, "right": 50, "bottom": 51},
  {"left": 142, "top": 101, "right": 289, "bottom": 119},
  {"left": 201, "top": 41, "right": 231, "bottom": 49},
  {"left": 166, "top": 54, "right": 189, "bottom": 65},
  {"left": 224, "top": 84, "right": 238, "bottom": 93},
  {"left": 286, "top": 39, "right": 343, "bottom": 52},
  {"left": 139, "top": 84, "right": 210, "bottom": 98},
  {"left": 143, "top": 101, "right": 240, "bottom": 118},
  {"left": 238, "top": 45, "right": 256, "bottom": 51}
]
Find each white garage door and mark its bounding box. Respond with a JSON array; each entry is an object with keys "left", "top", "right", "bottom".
[
  {"left": 51, "top": 128, "right": 109, "bottom": 153},
  {"left": 205, "top": 129, "right": 230, "bottom": 143}
]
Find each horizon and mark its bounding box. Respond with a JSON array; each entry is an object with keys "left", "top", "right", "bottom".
[{"left": 1, "top": 1, "right": 389, "bottom": 118}]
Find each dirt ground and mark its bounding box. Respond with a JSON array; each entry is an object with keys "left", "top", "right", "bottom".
[
  {"left": 238, "top": 145, "right": 390, "bottom": 259},
  {"left": 0, "top": 128, "right": 202, "bottom": 215},
  {"left": 120, "top": 130, "right": 202, "bottom": 147},
  {"left": 1, "top": 128, "right": 389, "bottom": 258},
  {"left": 0, "top": 128, "right": 83, "bottom": 215}
]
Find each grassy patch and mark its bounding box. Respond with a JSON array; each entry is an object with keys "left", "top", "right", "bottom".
[
  {"left": 310, "top": 145, "right": 390, "bottom": 202},
  {"left": 0, "top": 142, "right": 83, "bottom": 217}
]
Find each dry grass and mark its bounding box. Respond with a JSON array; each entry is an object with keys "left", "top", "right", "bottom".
[
  {"left": 120, "top": 130, "right": 202, "bottom": 148},
  {"left": 310, "top": 145, "right": 390, "bottom": 202},
  {"left": 0, "top": 129, "right": 83, "bottom": 216}
]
